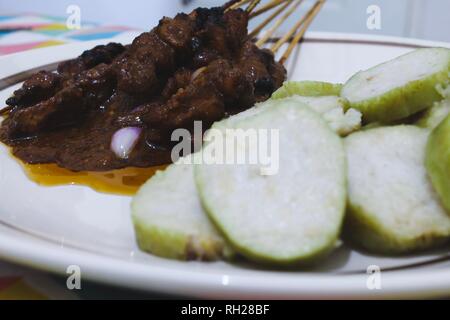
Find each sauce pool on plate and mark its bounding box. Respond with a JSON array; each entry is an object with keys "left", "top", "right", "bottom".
[{"left": 22, "top": 163, "right": 167, "bottom": 196}]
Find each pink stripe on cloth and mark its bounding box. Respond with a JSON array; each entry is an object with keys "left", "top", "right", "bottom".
[
  {"left": 0, "top": 40, "right": 51, "bottom": 55},
  {"left": 0, "top": 23, "right": 55, "bottom": 29}
]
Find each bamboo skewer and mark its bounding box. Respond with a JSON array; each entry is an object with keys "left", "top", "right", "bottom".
[
  {"left": 248, "top": 0, "right": 293, "bottom": 39},
  {"left": 279, "top": 0, "right": 325, "bottom": 64},
  {"left": 246, "top": 0, "right": 262, "bottom": 13},
  {"left": 249, "top": 0, "right": 289, "bottom": 18},
  {"left": 227, "top": 0, "right": 326, "bottom": 64},
  {"left": 270, "top": 0, "right": 323, "bottom": 53},
  {"left": 255, "top": 0, "right": 303, "bottom": 47},
  {"left": 225, "top": 0, "right": 252, "bottom": 11}
]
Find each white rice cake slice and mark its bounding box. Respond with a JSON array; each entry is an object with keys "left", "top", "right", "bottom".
[
  {"left": 345, "top": 125, "right": 450, "bottom": 254},
  {"left": 426, "top": 114, "right": 450, "bottom": 214},
  {"left": 210, "top": 96, "right": 361, "bottom": 137},
  {"left": 131, "top": 154, "right": 231, "bottom": 261},
  {"left": 272, "top": 80, "right": 343, "bottom": 99},
  {"left": 341, "top": 48, "right": 450, "bottom": 123},
  {"left": 196, "top": 102, "right": 346, "bottom": 265}
]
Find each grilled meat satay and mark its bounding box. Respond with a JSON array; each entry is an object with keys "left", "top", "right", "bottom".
[
  {"left": 0, "top": 6, "right": 286, "bottom": 171},
  {"left": 128, "top": 31, "right": 176, "bottom": 73},
  {"left": 238, "top": 41, "right": 286, "bottom": 101},
  {"left": 3, "top": 64, "right": 116, "bottom": 137},
  {"left": 2, "top": 43, "right": 126, "bottom": 113},
  {"left": 117, "top": 45, "right": 281, "bottom": 131},
  {"left": 2, "top": 8, "right": 250, "bottom": 137},
  {"left": 4, "top": 71, "right": 63, "bottom": 110},
  {"left": 57, "top": 42, "right": 126, "bottom": 79}
]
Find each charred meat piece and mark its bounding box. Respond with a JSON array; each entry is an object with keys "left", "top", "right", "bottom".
[
  {"left": 4, "top": 64, "right": 115, "bottom": 137},
  {"left": 4, "top": 71, "right": 62, "bottom": 109},
  {"left": 134, "top": 72, "right": 226, "bottom": 130},
  {"left": 0, "top": 6, "right": 286, "bottom": 171},
  {"left": 117, "top": 57, "right": 257, "bottom": 130},
  {"left": 201, "top": 7, "right": 248, "bottom": 57},
  {"left": 115, "top": 55, "right": 159, "bottom": 96},
  {"left": 238, "top": 42, "right": 286, "bottom": 101},
  {"left": 128, "top": 31, "right": 176, "bottom": 73},
  {"left": 192, "top": 48, "right": 220, "bottom": 69},
  {"left": 203, "top": 58, "right": 255, "bottom": 113},
  {"left": 158, "top": 78, "right": 225, "bottom": 130},
  {"left": 157, "top": 13, "right": 196, "bottom": 51},
  {"left": 3, "top": 86, "right": 84, "bottom": 137},
  {"left": 161, "top": 68, "right": 193, "bottom": 100},
  {"left": 3, "top": 43, "right": 125, "bottom": 112},
  {"left": 57, "top": 42, "right": 126, "bottom": 79}
]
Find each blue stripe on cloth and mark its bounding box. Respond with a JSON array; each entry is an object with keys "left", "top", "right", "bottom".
[
  {"left": 34, "top": 30, "right": 69, "bottom": 37},
  {"left": 68, "top": 31, "right": 122, "bottom": 41},
  {"left": 0, "top": 16, "right": 16, "bottom": 22},
  {"left": 0, "top": 30, "right": 16, "bottom": 37}
]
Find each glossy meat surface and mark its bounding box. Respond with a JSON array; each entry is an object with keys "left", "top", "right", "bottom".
[{"left": 0, "top": 6, "right": 286, "bottom": 171}]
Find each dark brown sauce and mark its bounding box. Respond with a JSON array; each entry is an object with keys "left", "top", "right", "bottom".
[{"left": 21, "top": 163, "right": 167, "bottom": 196}]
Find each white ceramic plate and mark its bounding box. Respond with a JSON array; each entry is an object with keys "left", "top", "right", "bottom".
[{"left": 1, "top": 32, "right": 450, "bottom": 299}]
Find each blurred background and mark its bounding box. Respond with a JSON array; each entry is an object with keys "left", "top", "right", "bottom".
[{"left": 0, "top": 0, "right": 449, "bottom": 42}]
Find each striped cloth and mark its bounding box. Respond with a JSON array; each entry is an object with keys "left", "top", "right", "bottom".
[{"left": 0, "top": 13, "right": 138, "bottom": 56}]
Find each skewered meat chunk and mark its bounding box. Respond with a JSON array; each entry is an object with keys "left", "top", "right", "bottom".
[
  {"left": 161, "top": 68, "right": 193, "bottom": 99},
  {"left": 5, "top": 71, "right": 62, "bottom": 109},
  {"left": 129, "top": 32, "right": 176, "bottom": 73},
  {"left": 192, "top": 49, "right": 220, "bottom": 69},
  {"left": 201, "top": 58, "right": 256, "bottom": 113},
  {"left": 117, "top": 55, "right": 264, "bottom": 131},
  {"left": 4, "top": 63, "right": 116, "bottom": 136},
  {"left": 2, "top": 43, "right": 125, "bottom": 113},
  {"left": 0, "top": 6, "right": 286, "bottom": 171},
  {"left": 157, "top": 14, "right": 196, "bottom": 51},
  {"left": 115, "top": 56, "right": 159, "bottom": 96},
  {"left": 239, "top": 41, "right": 284, "bottom": 100},
  {"left": 57, "top": 42, "right": 126, "bottom": 79},
  {"left": 194, "top": 7, "right": 248, "bottom": 58},
  {"left": 161, "top": 78, "right": 225, "bottom": 130}
]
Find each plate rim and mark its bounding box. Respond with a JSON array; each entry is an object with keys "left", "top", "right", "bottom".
[
  {"left": 2, "top": 222, "right": 450, "bottom": 299},
  {"left": 1, "top": 32, "right": 450, "bottom": 299}
]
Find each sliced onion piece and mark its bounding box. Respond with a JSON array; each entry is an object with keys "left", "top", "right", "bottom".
[
  {"left": 191, "top": 67, "right": 207, "bottom": 82},
  {"left": 111, "top": 127, "right": 142, "bottom": 159}
]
